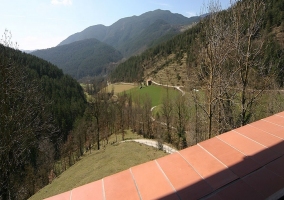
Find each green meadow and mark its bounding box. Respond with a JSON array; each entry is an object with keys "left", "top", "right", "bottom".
[{"left": 126, "top": 85, "right": 180, "bottom": 106}]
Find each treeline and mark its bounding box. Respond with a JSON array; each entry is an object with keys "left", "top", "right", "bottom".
[
  {"left": 61, "top": 87, "right": 189, "bottom": 167},
  {"left": 0, "top": 33, "right": 86, "bottom": 200}
]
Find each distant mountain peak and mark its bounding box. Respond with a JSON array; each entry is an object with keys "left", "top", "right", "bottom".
[{"left": 57, "top": 9, "right": 201, "bottom": 57}]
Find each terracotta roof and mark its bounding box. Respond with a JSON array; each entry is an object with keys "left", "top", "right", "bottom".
[{"left": 45, "top": 112, "right": 284, "bottom": 200}]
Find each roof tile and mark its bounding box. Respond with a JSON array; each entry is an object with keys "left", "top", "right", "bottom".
[
  {"left": 104, "top": 170, "right": 140, "bottom": 200},
  {"left": 157, "top": 152, "right": 213, "bottom": 199},
  {"left": 243, "top": 167, "right": 284, "bottom": 198},
  {"left": 266, "top": 155, "right": 284, "bottom": 178},
  {"left": 179, "top": 145, "right": 238, "bottom": 189},
  {"left": 202, "top": 194, "right": 223, "bottom": 200},
  {"left": 276, "top": 112, "right": 284, "bottom": 118},
  {"left": 199, "top": 137, "right": 259, "bottom": 177},
  {"left": 235, "top": 125, "right": 284, "bottom": 154},
  {"left": 215, "top": 179, "right": 265, "bottom": 200},
  {"left": 264, "top": 115, "right": 284, "bottom": 127},
  {"left": 217, "top": 131, "right": 280, "bottom": 165},
  {"left": 130, "top": 161, "right": 179, "bottom": 200},
  {"left": 71, "top": 180, "right": 103, "bottom": 200},
  {"left": 44, "top": 191, "right": 71, "bottom": 200},
  {"left": 250, "top": 120, "right": 284, "bottom": 139}
]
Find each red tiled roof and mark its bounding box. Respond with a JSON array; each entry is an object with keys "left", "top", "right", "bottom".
[{"left": 45, "top": 112, "right": 284, "bottom": 200}]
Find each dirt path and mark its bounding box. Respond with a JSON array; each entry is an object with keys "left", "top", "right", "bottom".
[
  {"left": 149, "top": 80, "right": 187, "bottom": 136},
  {"left": 150, "top": 80, "right": 185, "bottom": 121},
  {"left": 151, "top": 80, "right": 185, "bottom": 96},
  {"left": 122, "top": 139, "right": 177, "bottom": 154}
]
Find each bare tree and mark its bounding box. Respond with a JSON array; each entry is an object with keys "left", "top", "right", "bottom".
[
  {"left": 195, "top": 0, "right": 232, "bottom": 139},
  {"left": 126, "top": 95, "right": 133, "bottom": 129},
  {"left": 89, "top": 90, "right": 108, "bottom": 150},
  {"left": 116, "top": 92, "right": 127, "bottom": 140},
  {"left": 194, "top": 0, "right": 269, "bottom": 139},
  {"left": 141, "top": 94, "right": 153, "bottom": 138},
  {"left": 173, "top": 94, "right": 189, "bottom": 149},
  {"left": 229, "top": 0, "right": 267, "bottom": 126},
  {"left": 161, "top": 90, "right": 173, "bottom": 143}
]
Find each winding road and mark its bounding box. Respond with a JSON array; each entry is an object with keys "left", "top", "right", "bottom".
[
  {"left": 150, "top": 80, "right": 185, "bottom": 122},
  {"left": 151, "top": 80, "right": 185, "bottom": 96}
]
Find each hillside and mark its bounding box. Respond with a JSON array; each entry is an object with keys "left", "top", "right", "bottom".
[
  {"left": 0, "top": 42, "right": 86, "bottom": 200},
  {"left": 110, "top": 0, "right": 284, "bottom": 141},
  {"left": 110, "top": 0, "right": 284, "bottom": 87},
  {"left": 32, "top": 38, "right": 122, "bottom": 80},
  {"left": 109, "top": 25, "right": 199, "bottom": 84},
  {"left": 58, "top": 9, "right": 200, "bottom": 57},
  {"left": 29, "top": 132, "right": 168, "bottom": 200}
]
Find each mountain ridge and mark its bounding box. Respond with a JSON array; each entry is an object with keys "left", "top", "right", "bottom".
[
  {"left": 58, "top": 9, "right": 200, "bottom": 57},
  {"left": 32, "top": 9, "right": 201, "bottom": 80},
  {"left": 110, "top": 0, "right": 284, "bottom": 87}
]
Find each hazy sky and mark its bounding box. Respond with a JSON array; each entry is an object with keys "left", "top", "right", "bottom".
[{"left": 0, "top": 0, "right": 231, "bottom": 50}]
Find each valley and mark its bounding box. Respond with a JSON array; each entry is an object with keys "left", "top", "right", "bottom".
[{"left": 1, "top": 0, "right": 284, "bottom": 199}]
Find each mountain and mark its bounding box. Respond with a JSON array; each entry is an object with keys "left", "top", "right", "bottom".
[
  {"left": 32, "top": 38, "right": 123, "bottom": 80},
  {"left": 119, "top": 19, "right": 183, "bottom": 56},
  {"left": 110, "top": 0, "right": 284, "bottom": 87},
  {"left": 32, "top": 9, "right": 200, "bottom": 80},
  {"left": 58, "top": 9, "right": 200, "bottom": 57}
]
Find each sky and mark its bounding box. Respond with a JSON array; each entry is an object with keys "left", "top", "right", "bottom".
[{"left": 0, "top": 0, "right": 231, "bottom": 50}]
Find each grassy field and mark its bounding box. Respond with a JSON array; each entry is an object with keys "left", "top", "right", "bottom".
[
  {"left": 84, "top": 83, "right": 181, "bottom": 107},
  {"left": 127, "top": 85, "right": 180, "bottom": 106},
  {"left": 29, "top": 132, "right": 168, "bottom": 200},
  {"left": 105, "top": 83, "right": 136, "bottom": 94}
]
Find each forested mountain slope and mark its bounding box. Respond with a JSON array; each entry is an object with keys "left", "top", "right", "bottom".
[
  {"left": 110, "top": 0, "right": 284, "bottom": 86},
  {"left": 58, "top": 9, "right": 200, "bottom": 57},
  {"left": 0, "top": 42, "right": 86, "bottom": 199},
  {"left": 32, "top": 38, "right": 123, "bottom": 80},
  {"left": 109, "top": 24, "right": 201, "bottom": 84}
]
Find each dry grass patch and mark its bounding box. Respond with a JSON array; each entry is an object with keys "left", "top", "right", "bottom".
[{"left": 105, "top": 83, "right": 137, "bottom": 94}]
